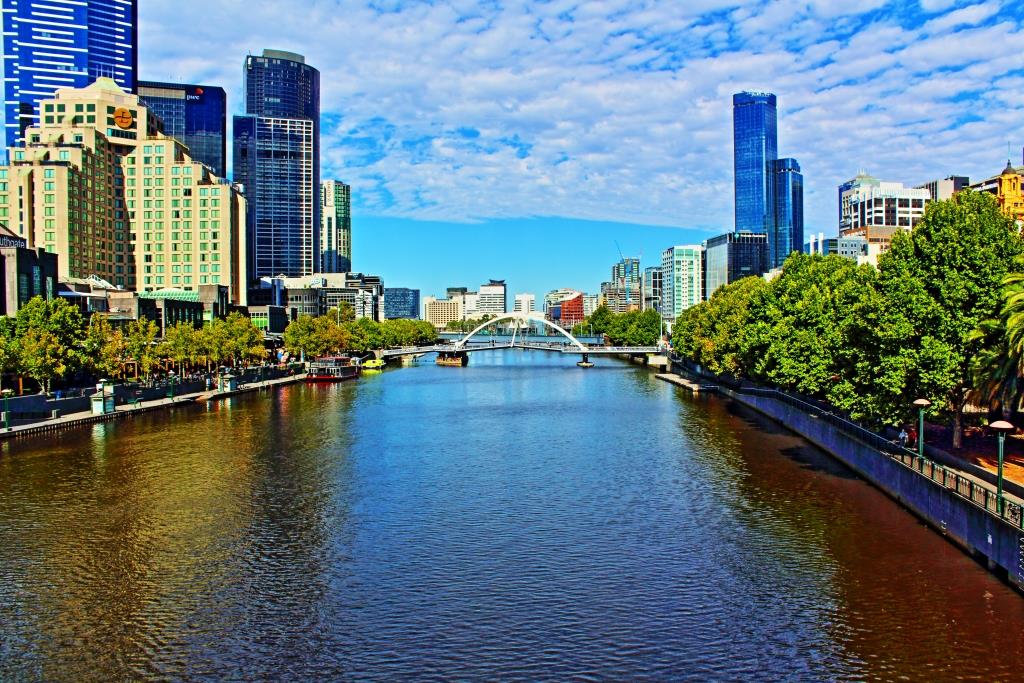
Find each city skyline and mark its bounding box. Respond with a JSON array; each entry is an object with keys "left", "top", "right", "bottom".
[{"left": 135, "top": 1, "right": 1023, "bottom": 298}]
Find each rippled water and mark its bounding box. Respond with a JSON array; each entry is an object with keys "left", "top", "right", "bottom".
[{"left": 2, "top": 350, "right": 1024, "bottom": 681}]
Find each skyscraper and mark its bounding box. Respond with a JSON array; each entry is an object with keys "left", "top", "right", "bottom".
[
  {"left": 138, "top": 82, "right": 228, "bottom": 177},
  {"left": 733, "top": 91, "right": 803, "bottom": 269},
  {"left": 1, "top": 0, "right": 138, "bottom": 149},
  {"left": 233, "top": 49, "right": 320, "bottom": 280},
  {"left": 320, "top": 180, "right": 352, "bottom": 273},
  {"left": 733, "top": 92, "right": 777, "bottom": 235},
  {"left": 771, "top": 158, "right": 803, "bottom": 269},
  {"left": 703, "top": 231, "right": 768, "bottom": 299}
]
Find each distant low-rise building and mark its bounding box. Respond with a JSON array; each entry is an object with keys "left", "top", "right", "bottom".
[
  {"left": 255, "top": 272, "right": 384, "bottom": 321},
  {"left": 513, "top": 293, "right": 535, "bottom": 314},
  {"left": 838, "top": 172, "right": 930, "bottom": 265},
  {"left": 916, "top": 175, "right": 969, "bottom": 201},
  {"left": 970, "top": 161, "right": 1024, "bottom": 226},
  {"left": 423, "top": 295, "right": 463, "bottom": 329}
]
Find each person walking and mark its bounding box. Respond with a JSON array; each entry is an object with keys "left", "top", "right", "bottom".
[
  {"left": 907, "top": 426, "right": 918, "bottom": 449},
  {"left": 899, "top": 427, "right": 909, "bottom": 449}
]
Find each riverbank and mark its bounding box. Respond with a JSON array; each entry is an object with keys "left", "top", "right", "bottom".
[
  {"left": 0, "top": 371, "right": 306, "bottom": 441},
  {"left": 665, "top": 360, "right": 1024, "bottom": 593}
]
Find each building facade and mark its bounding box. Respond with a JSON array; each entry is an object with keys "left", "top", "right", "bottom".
[
  {"left": 601, "top": 257, "right": 642, "bottom": 313},
  {"left": 544, "top": 288, "right": 578, "bottom": 313},
  {"left": 384, "top": 287, "right": 420, "bottom": 319},
  {"left": 770, "top": 158, "right": 803, "bottom": 268},
  {"left": 661, "top": 245, "right": 704, "bottom": 321},
  {"left": 970, "top": 161, "right": 1024, "bottom": 225},
  {"left": 917, "top": 175, "right": 969, "bottom": 201},
  {"left": 477, "top": 279, "right": 506, "bottom": 315},
  {"left": 513, "top": 293, "right": 535, "bottom": 313},
  {"left": 703, "top": 231, "right": 768, "bottom": 299},
  {"left": 423, "top": 296, "right": 463, "bottom": 329},
  {"left": 234, "top": 50, "right": 320, "bottom": 281},
  {"left": 2, "top": 0, "right": 137, "bottom": 149},
  {"left": 0, "top": 79, "right": 247, "bottom": 302},
  {"left": 320, "top": 180, "right": 351, "bottom": 273},
  {"left": 733, "top": 92, "right": 777, "bottom": 235},
  {"left": 260, "top": 272, "right": 383, "bottom": 321},
  {"left": 0, "top": 227, "right": 57, "bottom": 315},
  {"left": 137, "top": 81, "right": 227, "bottom": 177},
  {"left": 839, "top": 172, "right": 929, "bottom": 262},
  {"left": 642, "top": 266, "right": 662, "bottom": 313}
]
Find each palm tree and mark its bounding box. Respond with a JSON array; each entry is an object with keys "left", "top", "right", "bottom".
[{"left": 970, "top": 267, "right": 1024, "bottom": 416}]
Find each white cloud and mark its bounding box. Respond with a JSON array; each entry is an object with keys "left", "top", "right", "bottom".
[{"left": 139, "top": 0, "right": 1024, "bottom": 234}]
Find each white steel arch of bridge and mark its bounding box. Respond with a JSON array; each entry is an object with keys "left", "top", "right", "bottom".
[{"left": 453, "top": 312, "right": 588, "bottom": 351}]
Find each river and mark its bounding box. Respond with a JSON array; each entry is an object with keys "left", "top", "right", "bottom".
[{"left": 2, "top": 350, "right": 1023, "bottom": 681}]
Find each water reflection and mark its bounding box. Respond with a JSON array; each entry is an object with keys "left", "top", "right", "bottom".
[{"left": 1, "top": 352, "right": 1023, "bottom": 680}]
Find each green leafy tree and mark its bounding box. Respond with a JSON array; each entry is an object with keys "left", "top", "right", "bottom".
[
  {"left": 161, "top": 321, "right": 201, "bottom": 372},
  {"left": 872, "top": 190, "right": 1023, "bottom": 446},
  {"left": 19, "top": 329, "right": 68, "bottom": 393},
  {"left": 673, "top": 275, "right": 767, "bottom": 376},
  {"left": 223, "top": 312, "right": 266, "bottom": 366},
  {"left": 123, "top": 319, "right": 160, "bottom": 380},
  {"left": 15, "top": 297, "right": 86, "bottom": 378}
]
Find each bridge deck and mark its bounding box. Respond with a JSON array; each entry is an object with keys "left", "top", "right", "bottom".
[{"left": 381, "top": 341, "right": 661, "bottom": 357}]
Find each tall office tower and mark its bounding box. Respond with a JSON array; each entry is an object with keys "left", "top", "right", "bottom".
[
  {"left": 320, "top": 180, "right": 351, "bottom": 272},
  {"left": 770, "top": 158, "right": 803, "bottom": 269},
  {"left": 661, "top": 245, "right": 704, "bottom": 322},
  {"left": 642, "top": 266, "right": 662, "bottom": 313},
  {"left": 138, "top": 82, "right": 227, "bottom": 177},
  {"left": 513, "top": 293, "right": 535, "bottom": 313},
  {"left": 478, "top": 279, "right": 507, "bottom": 314},
  {"left": 384, "top": 287, "right": 420, "bottom": 319},
  {"left": 703, "top": 231, "right": 768, "bottom": 299},
  {"left": 0, "top": 79, "right": 248, "bottom": 302},
  {"left": 233, "top": 49, "right": 320, "bottom": 280},
  {"left": 733, "top": 92, "right": 777, "bottom": 235},
  {"left": 2, "top": 0, "right": 137, "bottom": 149}
]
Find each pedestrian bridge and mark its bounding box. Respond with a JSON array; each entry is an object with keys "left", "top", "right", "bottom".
[{"left": 379, "top": 312, "right": 661, "bottom": 363}]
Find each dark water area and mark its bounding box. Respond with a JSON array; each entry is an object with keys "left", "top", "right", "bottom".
[{"left": 2, "top": 350, "right": 1023, "bottom": 681}]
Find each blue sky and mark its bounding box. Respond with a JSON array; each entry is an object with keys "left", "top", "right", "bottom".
[{"left": 139, "top": 0, "right": 1024, "bottom": 301}]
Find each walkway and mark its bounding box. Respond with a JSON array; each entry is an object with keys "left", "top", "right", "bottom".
[{"left": 0, "top": 373, "right": 306, "bottom": 441}]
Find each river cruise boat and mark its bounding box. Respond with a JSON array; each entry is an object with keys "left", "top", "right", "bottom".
[
  {"left": 436, "top": 351, "right": 469, "bottom": 367},
  {"left": 306, "top": 356, "right": 362, "bottom": 383}
]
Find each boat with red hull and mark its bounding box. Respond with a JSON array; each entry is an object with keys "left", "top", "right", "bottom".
[{"left": 305, "top": 356, "right": 362, "bottom": 382}]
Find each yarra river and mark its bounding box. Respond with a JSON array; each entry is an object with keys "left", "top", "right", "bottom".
[{"left": 3, "top": 351, "right": 1024, "bottom": 681}]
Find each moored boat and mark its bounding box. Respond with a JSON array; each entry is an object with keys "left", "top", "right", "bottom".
[
  {"left": 305, "top": 356, "right": 361, "bottom": 382},
  {"left": 362, "top": 358, "right": 386, "bottom": 372}
]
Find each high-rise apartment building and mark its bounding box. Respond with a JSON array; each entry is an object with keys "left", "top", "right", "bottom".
[
  {"left": 642, "top": 266, "right": 662, "bottom": 313},
  {"left": 703, "top": 231, "right": 768, "bottom": 299},
  {"left": 513, "top": 293, "right": 535, "bottom": 313},
  {"left": 384, "top": 287, "right": 419, "bottom": 319},
  {"left": 478, "top": 279, "right": 506, "bottom": 314},
  {"left": 320, "top": 180, "right": 351, "bottom": 272},
  {"left": 137, "top": 82, "right": 227, "bottom": 177},
  {"left": 2, "top": 0, "right": 138, "bottom": 149},
  {"left": 839, "top": 172, "right": 930, "bottom": 264},
  {"left": 661, "top": 245, "right": 704, "bottom": 321},
  {"left": 0, "top": 79, "right": 247, "bottom": 302},
  {"left": 733, "top": 91, "right": 803, "bottom": 269},
  {"left": 733, "top": 92, "right": 777, "bottom": 235},
  {"left": 544, "top": 288, "right": 578, "bottom": 312},
  {"left": 234, "top": 49, "right": 320, "bottom": 281},
  {"left": 601, "top": 256, "right": 641, "bottom": 313}
]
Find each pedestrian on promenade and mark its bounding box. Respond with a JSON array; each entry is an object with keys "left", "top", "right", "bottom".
[
  {"left": 899, "top": 427, "right": 909, "bottom": 448},
  {"left": 907, "top": 426, "right": 918, "bottom": 448}
]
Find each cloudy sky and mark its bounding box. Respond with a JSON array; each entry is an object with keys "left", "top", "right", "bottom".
[{"left": 140, "top": 0, "right": 1023, "bottom": 299}]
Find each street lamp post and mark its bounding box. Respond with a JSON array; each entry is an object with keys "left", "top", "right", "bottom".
[
  {"left": 991, "top": 420, "right": 1015, "bottom": 515},
  {"left": 913, "top": 398, "right": 932, "bottom": 458},
  {"left": 2, "top": 388, "right": 12, "bottom": 431}
]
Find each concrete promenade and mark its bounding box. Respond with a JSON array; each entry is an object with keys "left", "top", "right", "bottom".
[{"left": 0, "top": 373, "right": 306, "bottom": 441}]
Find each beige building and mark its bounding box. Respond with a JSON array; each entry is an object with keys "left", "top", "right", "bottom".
[
  {"left": 423, "top": 296, "right": 463, "bottom": 329},
  {"left": 0, "top": 78, "right": 247, "bottom": 303}
]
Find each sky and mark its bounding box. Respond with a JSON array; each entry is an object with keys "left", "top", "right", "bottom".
[{"left": 139, "top": 0, "right": 1024, "bottom": 301}]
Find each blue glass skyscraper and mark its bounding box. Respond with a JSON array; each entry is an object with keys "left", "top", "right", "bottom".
[
  {"left": 138, "top": 82, "right": 228, "bottom": 178},
  {"left": 771, "top": 159, "right": 804, "bottom": 269},
  {"left": 733, "top": 92, "right": 777, "bottom": 235},
  {"left": 1, "top": 0, "right": 137, "bottom": 149},
  {"left": 733, "top": 91, "right": 803, "bottom": 269},
  {"left": 233, "top": 50, "right": 320, "bottom": 280}
]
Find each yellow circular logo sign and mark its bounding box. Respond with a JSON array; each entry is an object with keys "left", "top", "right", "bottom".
[{"left": 113, "top": 108, "right": 134, "bottom": 129}]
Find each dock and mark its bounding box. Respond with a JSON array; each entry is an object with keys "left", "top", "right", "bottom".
[{"left": 655, "top": 373, "right": 717, "bottom": 393}]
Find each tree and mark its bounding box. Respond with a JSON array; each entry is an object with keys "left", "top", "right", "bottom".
[
  {"left": 673, "top": 275, "right": 767, "bottom": 376},
  {"left": 15, "top": 297, "right": 86, "bottom": 379},
  {"left": 19, "top": 329, "right": 68, "bottom": 393},
  {"left": 83, "top": 314, "right": 123, "bottom": 378},
  {"left": 123, "top": 319, "right": 160, "bottom": 380},
  {"left": 161, "top": 322, "right": 201, "bottom": 372},
  {"left": 874, "top": 191, "right": 1023, "bottom": 447},
  {"left": 223, "top": 312, "right": 266, "bottom": 366},
  {"left": 0, "top": 327, "right": 20, "bottom": 392}
]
